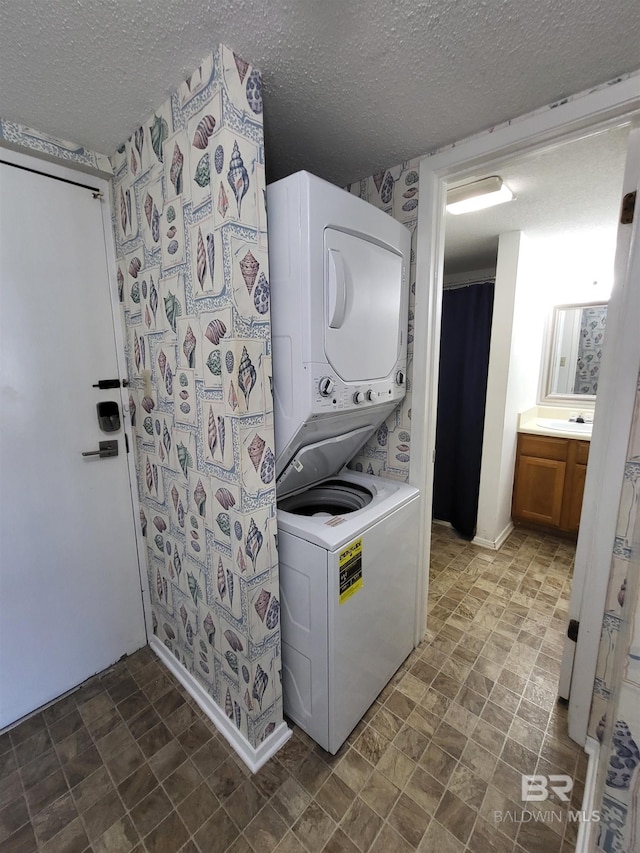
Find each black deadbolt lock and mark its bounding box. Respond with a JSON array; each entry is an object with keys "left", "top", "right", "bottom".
[{"left": 97, "top": 401, "right": 121, "bottom": 433}]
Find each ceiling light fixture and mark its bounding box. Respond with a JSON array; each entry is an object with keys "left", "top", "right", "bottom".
[{"left": 446, "top": 176, "right": 514, "bottom": 215}]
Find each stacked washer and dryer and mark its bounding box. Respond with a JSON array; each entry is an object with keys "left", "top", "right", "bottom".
[{"left": 267, "top": 172, "right": 420, "bottom": 754}]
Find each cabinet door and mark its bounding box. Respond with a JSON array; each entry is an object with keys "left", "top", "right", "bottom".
[
  {"left": 565, "top": 463, "right": 587, "bottom": 533},
  {"left": 513, "top": 455, "right": 566, "bottom": 527}
]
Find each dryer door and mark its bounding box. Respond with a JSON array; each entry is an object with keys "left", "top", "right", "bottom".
[{"left": 324, "top": 228, "right": 403, "bottom": 382}]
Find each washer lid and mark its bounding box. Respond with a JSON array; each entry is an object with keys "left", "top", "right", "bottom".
[
  {"left": 277, "top": 470, "right": 420, "bottom": 551},
  {"left": 276, "top": 425, "right": 373, "bottom": 498}
]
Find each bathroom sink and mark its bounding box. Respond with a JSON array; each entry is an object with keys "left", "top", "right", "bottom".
[{"left": 536, "top": 418, "right": 592, "bottom": 434}]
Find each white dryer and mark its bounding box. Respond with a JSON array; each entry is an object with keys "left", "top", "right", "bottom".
[
  {"left": 266, "top": 171, "right": 419, "bottom": 753},
  {"left": 267, "top": 171, "right": 411, "bottom": 497}
]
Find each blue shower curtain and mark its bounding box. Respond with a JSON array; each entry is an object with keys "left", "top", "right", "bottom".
[{"left": 433, "top": 280, "right": 495, "bottom": 539}]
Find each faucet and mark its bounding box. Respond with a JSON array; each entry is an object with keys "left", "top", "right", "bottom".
[{"left": 571, "top": 412, "right": 593, "bottom": 424}]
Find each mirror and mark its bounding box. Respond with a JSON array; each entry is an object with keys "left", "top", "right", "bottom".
[{"left": 544, "top": 302, "right": 607, "bottom": 402}]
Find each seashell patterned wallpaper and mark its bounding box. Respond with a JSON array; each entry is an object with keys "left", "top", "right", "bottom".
[
  {"left": 0, "top": 118, "right": 112, "bottom": 172},
  {"left": 346, "top": 163, "right": 419, "bottom": 481},
  {"left": 574, "top": 304, "right": 607, "bottom": 395},
  {"left": 591, "top": 368, "right": 640, "bottom": 852},
  {"left": 110, "top": 45, "right": 282, "bottom": 750}
]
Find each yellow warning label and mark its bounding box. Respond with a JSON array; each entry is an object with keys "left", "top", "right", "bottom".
[{"left": 339, "top": 538, "right": 363, "bottom": 604}]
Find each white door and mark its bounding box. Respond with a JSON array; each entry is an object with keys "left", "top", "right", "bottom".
[
  {"left": 561, "top": 128, "right": 640, "bottom": 743},
  {"left": 0, "top": 153, "right": 147, "bottom": 728}
]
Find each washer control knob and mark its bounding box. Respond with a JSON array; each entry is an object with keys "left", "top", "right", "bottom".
[
  {"left": 366, "top": 389, "right": 376, "bottom": 402},
  {"left": 353, "top": 391, "right": 365, "bottom": 404},
  {"left": 395, "top": 370, "right": 405, "bottom": 386},
  {"left": 318, "top": 376, "right": 335, "bottom": 397}
]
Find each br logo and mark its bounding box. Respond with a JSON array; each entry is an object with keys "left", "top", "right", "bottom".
[{"left": 521, "top": 774, "right": 573, "bottom": 802}]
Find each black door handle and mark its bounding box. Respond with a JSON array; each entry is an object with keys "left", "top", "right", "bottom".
[
  {"left": 82, "top": 440, "right": 118, "bottom": 458},
  {"left": 92, "top": 378, "right": 128, "bottom": 389}
]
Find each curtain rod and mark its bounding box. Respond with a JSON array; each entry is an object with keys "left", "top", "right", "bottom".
[
  {"left": 443, "top": 278, "right": 495, "bottom": 291},
  {"left": 0, "top": 159, "right": 103, "bottom": 198}
]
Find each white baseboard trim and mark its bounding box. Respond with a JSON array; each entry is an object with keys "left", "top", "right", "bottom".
[
  {"left": 150, "top": 637, "right": 292, "bottom": 773},
  {"left": 576, "top": 736, "right": 600, "bottom": 852},
  {"left": 472, "top": 521, "right": 514, "bottom": 551}
]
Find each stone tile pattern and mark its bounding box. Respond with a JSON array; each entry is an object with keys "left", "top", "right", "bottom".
[
  {"left": 0, "top": 525, "right": 586, "bottom": 851},
  {"left": 110, "top": 45, "right": 282, "bottom": 750}
]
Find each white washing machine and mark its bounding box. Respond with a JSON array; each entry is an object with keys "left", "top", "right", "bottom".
[
  {"left": 266, "top": 171, "right": 419, "bottom": 753},
  {"left": 277, "top": 470, "right": 420, "bottom": 753}
]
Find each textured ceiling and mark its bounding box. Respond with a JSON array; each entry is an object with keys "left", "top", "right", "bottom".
[
  {"left": 443, "top": 123, "right": 631, "bottom": 274},
  {"left": 1, "top": 1, "right": 639, "bottom": 187}
]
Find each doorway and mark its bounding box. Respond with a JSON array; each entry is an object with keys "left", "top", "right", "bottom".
[
  {"left": 410, "top": 83, "right": 640, "bottom": 746},
  {"left": 436, "top": 125, "right": 628, "bottom": 547}
]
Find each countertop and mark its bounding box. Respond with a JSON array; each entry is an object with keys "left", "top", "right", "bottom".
[{"left": 517, "top": 406, "right": 592, "bottom": 442}]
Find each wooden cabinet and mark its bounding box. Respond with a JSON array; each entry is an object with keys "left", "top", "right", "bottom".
[
  {"left": 512, "top": 433, "right": 590, "bottom": 534},
  {"left": 565, "top": 461, "right": 587, "bottom": 532},
  {"left": 513, "top": 454, "right": 566, "bottom": 527}
]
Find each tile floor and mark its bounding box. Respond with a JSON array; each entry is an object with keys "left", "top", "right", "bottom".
[{"left": 0, "top": 525, "right": 586, "bottom": 853}]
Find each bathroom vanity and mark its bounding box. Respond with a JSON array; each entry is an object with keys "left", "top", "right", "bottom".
[
  {"left": 513, "top": 433, "right": 590, "bottom": 533},
  {"left": 512, "top": 408, "right": 592, "bottom": 535}
]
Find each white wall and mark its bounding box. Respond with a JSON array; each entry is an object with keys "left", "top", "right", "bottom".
[
  {"left": 526, "top": 228, "right": 616, "bottom": 308},
  {"left": 473, "top": 225, "right": 617, "bottom": 547},
  {"left": 475, "top": 232, "right": 545, "bottom": 547}
]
